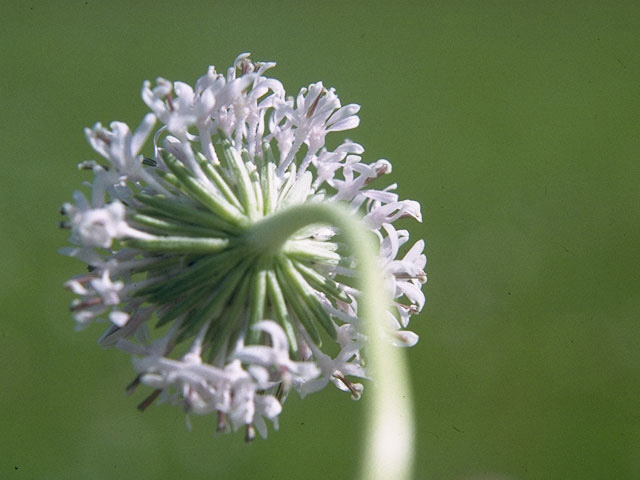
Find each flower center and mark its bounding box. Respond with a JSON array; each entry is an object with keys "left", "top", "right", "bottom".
[{"left": 122, "top": 142, "right": 344, "bottom": 362}]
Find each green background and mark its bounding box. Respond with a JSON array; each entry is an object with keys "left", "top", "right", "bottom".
[{"left": 2, "top": 1, "right": 639, "bottom": 479}]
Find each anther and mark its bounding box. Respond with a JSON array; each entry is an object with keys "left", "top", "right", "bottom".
[
  {"left": 217, "top": 411, "right": 227, "bottom": 432},
  {"left": 64, "top": 274, "right": 96, "bottom": 288},
  {"left": 274, "top": 381, "right": 285, "bottom": 401},
  {"left": 77, "top": 160, "right": 96, "bottom": 171},
  {"left": 417, "top": 270, "right": 427, "bottom": 283},
  {"left": 183, "top": 387, "right": 194, "bottom": 413},
  {"left": 125, "top": 374, "right": 142, "bottom": 396},
  {"left": 142, "top": 156, "right": 157, "bottom": 167},
  {"left": 70, "top": 297, "right": 103, "bottom": 311},
  {"left": 137, "top": 389, "right": 162, "bottom": 412},
  {"left": 365, "top": 164, "right": 391, "bottom": 184},
  {"left": 376, "top": 164, "right": 390, "bottom": 176},
  {"left": 395, "top": 270, "right": 427, "bottom": 283},
  {"left": 334, "top": 373, "right": 361, "bottom": 400},
  {"left": 96, "top": 132, "right": 111, "bottom": 145},
  {"left": 240, "top": 58, "right": 252, "bottom": 76},
  {"left": 396, "top": 303, "right": 419, "bottom": 314},
  {"left": 166, "top": 92, "right": 174, "bottom": 111},
  {"left": 306, "top": 90, "right": 325, "bottom": 118}
]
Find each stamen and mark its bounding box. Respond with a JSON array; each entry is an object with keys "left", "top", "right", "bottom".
[
  {"left": 65, "top": 274, "right": 97, "bottom": 286},
  {"left": 166, "top": 92, "right": 174, "bottom": 112},
  {"left": 240, "top": 58, "right": 252, "bottom": 76},
  {"left": 96, "top": 132, "right": 111, "bottom": 145},
  {"left": 217, "top": 411, "right": 227, "bottom": 432},
  {"left": 70, "top": 297, "right": 103, "bottom": 311},
  {"left": 334, "top": 373, "right": 361, "bottom": 399},
  {"left": 78, "top": 160, "right": 108, "bottom": 171},
  {"left": 143, "top": 156, "right": 158, "bottom": 167},
  {"left": 396, "top": 303, "right": 419, "bottom": 314},
  {"left": 274, "top": 381, "right": 285, "bottom": 401},
  {"left": 125, "top": 374, "right": 142, "bottom": 396},
  {"left": 395, "top": 270, "right": 427, "bottom": 283},
  {"left": 64, "top": 275, "right": 96, "bottom": 293},
  {"left": 365, "top": 164, "right": 390, "bottom": 184},
  {"left": 245, "top": 424, "right": 256, "bottom": 443},
  {"left": 306, "top": 90, "right": 324, "bottom": 118},
  {"left": 137, "top": 389, "right": 162, "bottom": 411},
  {"left": 183, "top": 388, "right": 193, "bottom": 413},
  {"left": 376, "top": 163, "right": 390, "bottom": 176}
]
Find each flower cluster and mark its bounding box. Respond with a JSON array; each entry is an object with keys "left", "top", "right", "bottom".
[{"left": 60, "top": 54, "right": 426, "bottom": 440}]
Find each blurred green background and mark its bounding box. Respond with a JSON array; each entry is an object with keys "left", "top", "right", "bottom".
[{"left": 1, "top": 1, "right": 639, "bottom": 479}]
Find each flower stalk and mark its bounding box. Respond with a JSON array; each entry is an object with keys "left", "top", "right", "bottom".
[{"left": 247, "top": 202, "right": 414, "bottom": 479}]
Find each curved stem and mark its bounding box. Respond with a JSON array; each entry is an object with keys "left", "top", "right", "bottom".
[{"left": 247, "top": 203, "right": 414, "bottom": 480}]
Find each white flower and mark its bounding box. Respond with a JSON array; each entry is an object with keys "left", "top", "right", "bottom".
[
  {"left": 66, "top": 270, "right": 129, "bottom": 329},
  {"left": 270, "top": 82, "right": 360, "bottom": 175},
  {"left": 85, "top": 114, "right": 156, "bottom": 179},
  {"left": 63, "top": 192, "right": 128, "bottom": 248},
  {"left": 61, "top": 54, "right": 426, "bottom": 440},
  {"left": 142, "top": 78, "right": 216, "bottom": 138},
  {"left": 378, "top": 224, "right": 427, "bottom": 329},
  {"left": 297, "top": 334, "right": 367, "bottom": 400},
  {"left": 234, "top": 321, "right": 321, "bottom": 391}
]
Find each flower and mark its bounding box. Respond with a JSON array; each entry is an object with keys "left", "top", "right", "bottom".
[{"left": 61, "top": 54, "right": 426, "bottom": 440}]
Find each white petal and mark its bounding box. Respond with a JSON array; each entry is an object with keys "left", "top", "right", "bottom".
[
  {"left": 391, "top": 331, "right": 419, "bottom": 347},
  {"left": 131, "top": 113, "right": 157, "bottom": 154},
  {"left": 252, "top": 320, "right": 289, "bottom": 352},
  {"left": 248, "top": 365, "right": 270, "bottom": 388},
  {"left": 328, "top": 104, "right": 360, "bottom": 124},
  {"left": 328, "top": 116, "right": 360, "bottom": 132},
  {"left": 109, "top": 311, "right": 129, "bottom": 327},
  {"left": 257, "top": 395, "right": 282, "bottom": 419},
  {"left": 280, "top": 171, "right": 312, "bottom": 207}
]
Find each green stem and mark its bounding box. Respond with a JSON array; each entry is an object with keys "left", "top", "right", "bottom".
[{"left": 247, "top": 203, "right": 415, "bottom": 480}]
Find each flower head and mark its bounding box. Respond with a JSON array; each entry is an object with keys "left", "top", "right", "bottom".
[{"left": 61, "top": 54, "right": 426, "bottom": 439}]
